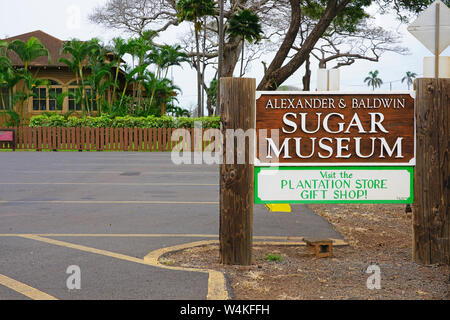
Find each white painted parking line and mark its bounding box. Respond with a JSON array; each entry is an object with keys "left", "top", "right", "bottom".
[
  {"left": 0, "top": 200, "right": 219, "bottom": 205},
  {"left": 0, "top": 182, "right": 218, "bottom": 186}
]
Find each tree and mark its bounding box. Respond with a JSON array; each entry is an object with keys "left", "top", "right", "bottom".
[
  {"left": 89, "top": 0, "right": 179, "bottom": 35},
  {"left": 6, "top": 37, "right": 50, "bottom": 121},
  {"left": 59, "top": 39, "right": 100, "bottom": 114},
  {"left": 226, "top": 9, "right": 263, "bottom": 77},
  {"left": 147, "top": 44, "right": 189, "bottom": 80},
  {"left": 167, "top": 105, "right": 191, "bottom": 117},
  {"left": 205, "top": 78, "right": 217, "bottom": 116},
  {"left": 141, "top": 71, "right": 181, "bottom": 116},
  {"left": 110, "top": 37, "right": 129, "bottom": 106},
  {"left": 364, "top": 70, "right": 383, "bottom": 90},
  {"left": 127, "top": 30, "right": 157, "bottom": 108},
  {"left": 90, "top": 0, "right": 442, "bottom": 92},
  {"left": 147, "top": 44, "right": 189, "bottom": 108},
  {"left": 0, "top": 56, "right": 13, "bottom": 109},
  {"left": 176, "top": 0, "right": 216, "bottom": 117},
  {"left": 299, "top": 20, "right": 409, "bottom": 89},
  {"left": 7, "top": 37, "right": 49, "bottom": 70},
  {"left": 402, "top": 71, "right": 417, "bottom": 90}
]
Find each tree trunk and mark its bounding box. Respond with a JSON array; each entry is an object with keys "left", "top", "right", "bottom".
[
  {"left": 195, "top": 25, "right": 202, "bottom": 117},
  {"left": 206, "top": 93, "right": 213, "bottom": 116},
  {"left": 223, "top": 37, "right": 242, "bottom": 77},
  {"left": 257, "top": 0, "right": 301, "bottom": 90},
  {"left": 257, "top": 0, "right": 350, "bottom": 91},
  {"left": 302, "top": 57, "right": 311, "bottom": 91}
]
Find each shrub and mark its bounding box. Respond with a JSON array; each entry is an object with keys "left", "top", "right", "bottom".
[{"left": 28, "top": 114, "right": 220, "bottom": 129}]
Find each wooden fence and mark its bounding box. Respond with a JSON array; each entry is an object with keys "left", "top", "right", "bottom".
[{"left": 0, "top": 127, "right": 220, "bottom": 152}]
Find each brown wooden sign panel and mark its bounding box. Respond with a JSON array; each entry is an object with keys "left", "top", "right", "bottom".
[{"left": 255, "top": 93, "right": 415, "bottom": 165}]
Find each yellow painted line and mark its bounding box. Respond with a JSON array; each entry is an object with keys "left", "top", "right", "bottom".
[
  {"left": 19, "top": 234, "right": 150, "bottom": 264},
  {"left": 0, "top": 274, "right": 58, "bottom": 300},
  {"left": 0, "top": 200, "right": 219, "bottom": 205},
  {"left": 144, "top": 240, "right": 229, "bottom": 300},
  {"left": 207, "top": 271, "right": 229, "bottom": 300},
  {"left": 265, "top": 204, "right": 292, "bottom": 212},
  {"left": 5, "top": 234, "right": 346, "bottom": 300},
  {"left": 17, "top": 235, "right": 228, "bottom": 300}
]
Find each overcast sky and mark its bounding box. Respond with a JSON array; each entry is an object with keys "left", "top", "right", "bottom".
[{"left": 1, "top": 0, "right": 449, "bottom": 110}]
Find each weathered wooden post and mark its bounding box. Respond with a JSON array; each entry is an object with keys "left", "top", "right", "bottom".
[
  {"left": 413, "top": 78, "right": 450, "bottom": 265},
  {"left": 219, "top": 77, "right": 255, "bottom": 265}
]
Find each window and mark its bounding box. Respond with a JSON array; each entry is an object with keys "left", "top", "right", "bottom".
[
  {"left": 68, "top": 87, "right": 82, "bottom": 111},
  {"left": 49, "top": 88, "right": 63, "bottom": 111},
  {"left": 0, "top": 86, "right": 9, "bottom": 110},
  {"left": 32, "top": 80, "right": 63, "bottom": 111},
  {"left": 68, "top": 81, "right": 97, "bottom": 111},
  {"left": 32, "top": 87, "right": 47, "bottom": 111}
]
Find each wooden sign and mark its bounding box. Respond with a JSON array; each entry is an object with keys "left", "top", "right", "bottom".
[
  {"left": 255, "top": 92, "right": 415, "bottom": 166},
  {"left": 0, "top": 128, "right": 16, "bottom": 151},
  {"left": 0, "top": 130, "right": 13, "bottom": 141},
  {"left": 255, "top": 166, "right": 414, "bottom": 204}
]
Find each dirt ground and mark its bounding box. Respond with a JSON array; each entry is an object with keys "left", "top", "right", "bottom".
[{"left": 163, "top": 204, "right": 450, "bottom": 300}]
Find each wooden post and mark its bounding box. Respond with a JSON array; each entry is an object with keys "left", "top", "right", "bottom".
[
  {"left": 413, "top": 78, "right": 450, "bottom": 265},
  {"left": 219, "top": 77, "right": 255, "bottom": 265}
]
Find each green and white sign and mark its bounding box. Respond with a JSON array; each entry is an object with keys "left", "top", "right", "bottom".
[{"left": 255, "top": 166, "right": 413, "bottom": 204}]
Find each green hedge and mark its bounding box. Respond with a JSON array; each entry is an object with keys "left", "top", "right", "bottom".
[{"left": 29, "top": 114, "right": 220, "bottom": 129}]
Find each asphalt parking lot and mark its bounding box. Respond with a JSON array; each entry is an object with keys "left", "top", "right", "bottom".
[{"left": 0, "top": 152, "right": 342, "bottom": 300}]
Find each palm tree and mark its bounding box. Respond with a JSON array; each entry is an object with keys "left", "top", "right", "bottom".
[
  {"left": 7, "top": 37, "right": 49, "bottom": 71},
  {"left": 59, "top": 39, "right": 99, "bottom": 114},
  {"left": 0, "top": 40, "right": 9, "bottom": 58},
  {"left": 85, "top": 64, "right": 113, "bottom": 115},
  {"left": 6, "top": 37, "right": 50, "bottom": 121},
  {"left": 84, "top": 40, "right": 114, "bottom": 115},
  {"left": 110, "top": 37, "right": 129, "bottom": 105},
  {"left": 127, "top": 31, "right": 156, "bottom": 108},
  {"left": 364, "top": 70, "right": 383, "bottom": 91},
  {"left": 116, "top": 64, "right": 148, "bottom": 112},
  {"left": 402, "top": 71, "right": 417, "bottom": 90},
  {"left": 176, "top": 0, "right": 216, "bottom": 117},
  {"left": 226, "top": 9, "right": 263, "bottom": 77},
  {"left": 0, "top": 56, "right": 12, "bottom": 109},
  {"left": 148, "top": 44, "right": 189, "bottom": 80},
  {"left": 142, "top": 73, "right": 181, "bottom": 116},
  {"left": 146, "top": 44, "right": 189, "bottom": 108},
  {"left": 167, "top": 105, "right": 190, "bottom": 117}
]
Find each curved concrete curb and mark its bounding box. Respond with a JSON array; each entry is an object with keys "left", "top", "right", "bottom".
[
  {"left": 143, "top": 240, "right": 229, "bottom": 300},
  {"left": 143, "top": 238, "right": 348, "bottom": 300}
]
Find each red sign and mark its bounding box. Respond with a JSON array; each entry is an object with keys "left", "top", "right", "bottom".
[{"left": 0, "top": 131, "right": 13, "bottom": 141}]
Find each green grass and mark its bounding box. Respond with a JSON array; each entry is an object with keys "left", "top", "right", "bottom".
[{"left": 263, "top": 253, "right": 283, "bottom": 262}]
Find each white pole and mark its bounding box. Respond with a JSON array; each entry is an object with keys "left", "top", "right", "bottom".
[{"left": 435, "top": 2, "right": 440, "bottom": 78}]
